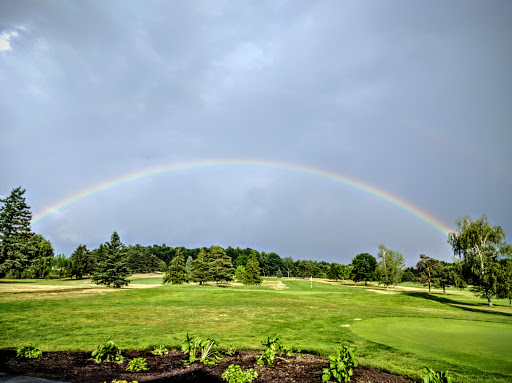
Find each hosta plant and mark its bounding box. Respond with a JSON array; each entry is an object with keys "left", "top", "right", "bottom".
[
  {"left": 151, "top": 345, "right": 169, "bottom": 356},
  {"left": 256, "top": 334, "right": 293, "bottom": 366},
  {"left": 126, "top": 357, "right": 149, "bottom": 372},
  {"left": 181, "top": 333, "right": 225, "bottom": 365},
  {"left": 16, "top": 344, "right": 42, "bottom": 359},
  {"left": 91, "top": 338, "right": 125, "bottom": 363},
  {"left": 322, "top": 347, "right": 358, "bottom": 382},
  {"left": 221, "top": 364, "right": 258, "bottom": 383},
  {"left": 422, "top": 367, "right": 453, "bottom": 383}
]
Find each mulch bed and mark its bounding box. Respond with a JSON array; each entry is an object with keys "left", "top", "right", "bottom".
[{"left": 0, "top": 349, "right": 416, "bottom": 383}]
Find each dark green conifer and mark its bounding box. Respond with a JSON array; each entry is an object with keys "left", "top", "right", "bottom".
[
  {"left": 207, "top": 245, "right": 234, "bottom": 287},
  {"left": 91, "top": 231, "right": 130, "bottom": 288},
  {"left": 163, "top": 254, "right": 189, "bottom": 284}
]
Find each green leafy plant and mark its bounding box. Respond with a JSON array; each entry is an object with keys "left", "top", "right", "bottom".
[
  {"left": 322, "top": 347, "right": 358, "bottom": 382},
  {"left": 16, "top": 344, "right": 42, "bottom": 359},
  {"left": 151, "top": 345, "right": 169, "bottom": 356},
  {"left": 126, "top": 357, "right": 148, "bottom": 372},
  {"left": 181, "top": 333, "right": 225, "bottom": 365},
  {"left": 422, "top": 367, "right": 453, "bottom": 383},
  {"left": 256, "top": 334, "right": 294, "bottom": 366},
  {"left": 91, "top": 338, "right": 125, "bottom": 363},
  {"left": 221, "top": 364, "right": 258, "bottom": 383}
]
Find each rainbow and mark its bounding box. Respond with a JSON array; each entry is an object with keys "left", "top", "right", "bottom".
[{"left": 30, "top": 159, "right": 454, "bottom": 235}]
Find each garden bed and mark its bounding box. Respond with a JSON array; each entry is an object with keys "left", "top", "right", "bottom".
[{"left": 0, "top": 349, "right": 415, "bottom": 382}]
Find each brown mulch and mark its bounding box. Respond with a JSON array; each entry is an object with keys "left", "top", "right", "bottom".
[{"left": 0, "top": 349, "right": 416, "bottom": 383}]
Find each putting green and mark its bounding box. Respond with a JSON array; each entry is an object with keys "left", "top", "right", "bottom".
[{"left": 351, "top": 317, "right": 512, "bottom": 375}]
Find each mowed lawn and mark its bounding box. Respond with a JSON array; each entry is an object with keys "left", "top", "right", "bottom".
[{"left": 1, "top": 276, "right": 511, "bottom": 383}]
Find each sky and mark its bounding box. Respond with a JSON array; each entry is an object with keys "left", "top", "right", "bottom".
[{"left": 1, "top": 0, "right": 511, "bottom": 266}]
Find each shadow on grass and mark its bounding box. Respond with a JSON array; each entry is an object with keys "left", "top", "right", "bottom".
[{"left": 402, "top": 291, "right": 512, "bottom": 317}]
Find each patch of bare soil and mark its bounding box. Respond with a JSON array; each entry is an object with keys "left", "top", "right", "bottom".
[{"left": 0, "top": 349, "right": 416, "bottom": 383}]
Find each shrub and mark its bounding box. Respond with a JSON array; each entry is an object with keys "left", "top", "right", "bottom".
[
  {"left": 151, "top": 345, "right": 169, "bottom": 356},
  {"left": 16, "top": 344, "right": 42, "bottom": 359},
  {"left": 422, "top": 367, "right": 453, "bottom": 383},
  {"left": 322, "top": 347, "right": 358, "bottom": 382},
  {"left": 181, "top": 333, "right": 225, "bottom": 365},
  {"left": 256, "top": 334, "right": 293, "bottom": 366},
  {"left": 126, "top": 357, "right": 148, "bottom": 372},
  {"left": 221, "top": 364, "right": 258, "bottom": 383},
  {"left": 91, "top": 338, "right": 124, "bottom": 363},
  {"left": 104, "top": 380, "right": 138, "bottom": 383}
]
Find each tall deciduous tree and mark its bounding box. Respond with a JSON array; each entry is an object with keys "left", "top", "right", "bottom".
[
  {"left": 29, "top": 233, "right": 54, "bottom": 278},
  {"left": 350, "top": 253, "right": 377, "bottom": 285},
  {"left": 70, "top": 244, "right": 90, "bottom": 279},
  {"left": 0, "top": 187, "right": 33, "bottom": 276},
  {"left": 189, "top": 247, "right": 209, "bottom": 285},
  {"left": 448, "top": 215, "right": 511, "bottom": 306},
  {"left": 91, "top": 232, "right": 130, "bottom": 288},
  {"left": 207, "top": 245, "right": 234, "bottom": 287},
  {"left": 377, "top": 245, "right": 405, "bottom": 288},
  {"left": 163, "top": 254, "right": 188, "bottom": 284}
]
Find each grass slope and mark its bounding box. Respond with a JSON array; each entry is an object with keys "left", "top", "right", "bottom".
[{"left": 1, "top": 277, "right": 511, "bottom": 383}]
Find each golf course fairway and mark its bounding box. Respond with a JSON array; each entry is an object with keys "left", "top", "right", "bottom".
[{"left": 350, "top": 317, "right": 512, "bottom": 375}]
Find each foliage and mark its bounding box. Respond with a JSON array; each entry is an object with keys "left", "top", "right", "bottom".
[
  {"left": 189, "top": 247, "right": 210, "bottom": 285},
  {"left": 91, "top": 232, "right": 131, "bottom": 288},
  {"left": 126, "top": 357, "right": 148, "bottom": 372},
  {"left": 448, "top": 215, "right": 512, "bottom": 306},
  {"left": 207, "top": 245, "right": 234, "bottom": 286},
  {"left": 91, "top": 338, "right": 125, "bottom": 363},
  {"left": 422, "top": 367, "right": 453, "bottom": 383},
  {"left": 151, "top": 345, "right": 169, "bottom": 355},
  {"left": 256, "top": 334, "right": 293, "bottom": 366},
  {"left": 163, "top": 254, "right": 189, "bottom": 284},
  {"left": 70, "top": 244, "right": 91, "bottom": 279},
  {"left": 350, "top": 253, "right": 377, "bottom": 285},
  {"left": 377, "top": 245, "right": 405, "bottom": 287},
  {"left": 416, "top": 255, "right": 441, "bottom": 295},
  {"left": 181, "top": 333, "right": 224, "bottom": 365},
  {"left": 0, "top": 187, "right": 37, "bottom": 277},
  {"left": 322, "top": 347, "right": 358, "bottom": 382},
  {"left": 241, "top": 250, "right": 263, "bottom": 285},
  {"left": 221, "top": 364, "right": 258, "bottom": 383},
  {"left": 16, "top": 344, "right": 42, "bottom": 359}
]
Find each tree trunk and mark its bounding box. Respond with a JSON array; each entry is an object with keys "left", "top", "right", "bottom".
[
  {"left": 443, "top": 286, "right": 446, "bottom": 294},
  {"left": 488, "top": 297, "right": 493, "bottom": 307},
  {"left": 428, "top": 282, "right": 431, "bottom": 295}
]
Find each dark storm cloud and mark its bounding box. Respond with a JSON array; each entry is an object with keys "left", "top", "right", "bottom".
[{"left": 1, "top": 0, "right": 511, "bottom": 265}]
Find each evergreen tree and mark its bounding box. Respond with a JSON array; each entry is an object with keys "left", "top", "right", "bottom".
[
  {"left": 243, "top": 250, "right": 262, "bottom": 285},
  {"left": 207, "top": 245, "right": 234, "bottom": 286},
  {"left": 70, "top": 244, "right": 90, "bottom": 279},
  {"left": 0, "top": 187, "right": 33, "bottom": 276},
  {"left": 416, "top": 254, "right": 441, "bottom": 295},
  {"left": 189, "top": 247, "right": 209, "bottom": 285},
  {"left": 163, "top": 254, "right": 189, "bottom": 284},
  {"left": 91, "top": 232, "right": 130, "bottom": 288}
]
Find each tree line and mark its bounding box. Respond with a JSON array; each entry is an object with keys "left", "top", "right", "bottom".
[{"left": 1, "top": 187, "right": 511, "bottom": 306}]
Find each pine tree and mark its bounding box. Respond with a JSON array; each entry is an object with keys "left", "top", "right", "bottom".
[
  {"left": 163, "top": 254, "right": 189, "bottom": 284},
  {"left": 189, "top": 247, "right": 210, "bottom": 285},
  {"left": 207, "top": 245, "right": 234, "bottom": 287},
  {"left": 91, "top": 232, "right": 130, "bottom": 288},
  {"left": 0, "top": 187, "right": 33, "bottom": 276},
  {"left": 243, "top": 250, "right": 262, "bottom": 285}
]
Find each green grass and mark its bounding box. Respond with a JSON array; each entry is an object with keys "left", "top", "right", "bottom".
[{"left": 1, "top": 277, "right": 511, "bottom": 383}]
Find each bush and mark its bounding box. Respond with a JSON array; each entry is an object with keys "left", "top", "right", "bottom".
[
  {"left": 422, "top": 367, "right": 453, "bottom": 383},
  {"left": 126, "top": 357, "right": 148, "bottom": 372},
  {"left": 322, "top": 347, "right": 358, "bottom": 382},
  {"left": 91, "top": 338, "right": 124, "bottom": 363},
  {"left": 16, "top": 344, "right": 42, "bottom": 359},
  {"left": 222, "top": 364, "right": 258, "bottom": 383},
  {"left": 104, "top": 380, "right": 138, "bottom": 383},
  {"left": 151, "top": 345, "right": 169, "bottom": 356}
]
